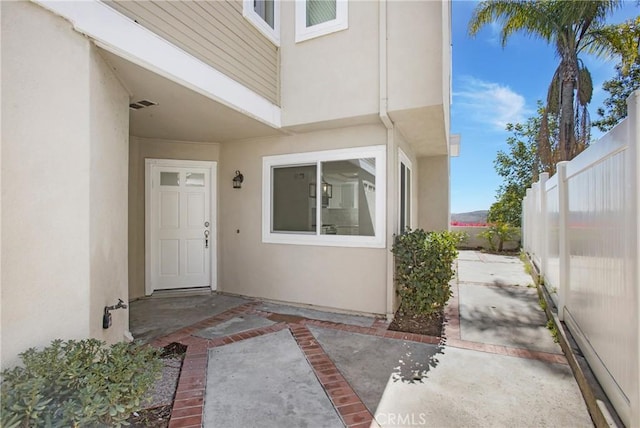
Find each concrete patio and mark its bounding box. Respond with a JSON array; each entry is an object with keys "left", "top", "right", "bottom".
[{"left": 130, "top": 250, "right": 593, "bottom": 427}]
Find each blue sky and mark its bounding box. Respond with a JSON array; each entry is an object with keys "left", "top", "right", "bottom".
[{"left": 450, "top": 0, "right": 639, "bottom": 214}]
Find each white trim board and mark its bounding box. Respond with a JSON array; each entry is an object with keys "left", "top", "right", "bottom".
[{"left": 262, "top": 145, "right": 386, "bottom": 248}]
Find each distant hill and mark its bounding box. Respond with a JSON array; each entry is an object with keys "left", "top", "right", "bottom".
[{"left": 451, "top": 210, "right": 488, "bottom": 224}]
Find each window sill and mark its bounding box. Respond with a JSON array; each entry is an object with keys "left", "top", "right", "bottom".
[{"left": 263, "top": 233, "right": 385, "bottom": 248}]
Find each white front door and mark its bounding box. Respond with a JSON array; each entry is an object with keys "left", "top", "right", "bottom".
[{"left": 145, "top": 159, "right": 217, "bottom": 294}]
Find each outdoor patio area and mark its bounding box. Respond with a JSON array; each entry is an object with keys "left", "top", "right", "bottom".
[{"left": 130, "top": 251, "right": 593, "bottom": 428}]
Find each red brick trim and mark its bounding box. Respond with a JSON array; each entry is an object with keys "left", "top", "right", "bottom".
[
  {"left": 168, "top": 346, "right": 207, "bottom": 428},
  {"left": 289, "top": 324, "right": 373, "bottom": 428},
  {"left": 155, "top": 292, "right": 568, "bottom": 428}
]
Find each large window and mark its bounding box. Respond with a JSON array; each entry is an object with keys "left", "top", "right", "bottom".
[
  {"left": 243, "top": 0, "right": 280, "bottom": 45},
  {"left": 295, "top": 0, "right": 348, "bottom": 43},
  {"left": 263, "top": 146, "right": 386, "bottom": 247}
]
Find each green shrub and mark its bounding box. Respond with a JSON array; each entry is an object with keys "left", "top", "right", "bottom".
[
  {"left": 1, "top": 339, "right": 162, "bottom": 428},
  {"left": 392, "top": 229, "right": 464, "bottom": 316},
  {"left": 479, "top": 222, "right": 518, "bottom": 252}
]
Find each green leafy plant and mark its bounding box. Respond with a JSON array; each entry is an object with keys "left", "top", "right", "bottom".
[
  {"left": 479, "top": 222, "right": 518, "bottom": 252},
  {"left": 392, "top": 229, "right": 464, "bottom": 317},
  {"left": 546, "top": 319, "right": 560, "bottom": 343},
  {"left": 539, "top": 297, "right": 548, "bottom": 311},
  {"left": 1, "top": 339, "right": 162, "bottom": 428}
]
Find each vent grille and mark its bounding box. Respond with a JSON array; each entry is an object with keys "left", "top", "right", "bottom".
[{"left": 129, "top": 99, "right": 158, "bottom": 110}]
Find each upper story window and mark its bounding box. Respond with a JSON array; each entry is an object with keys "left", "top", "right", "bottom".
[
  {"left": 262, "top": 146, "right": 386, "bottom": 248},
  {"left": 243, "top": 0, "right": 280, "bottom": 46},
  {"left": 295, "top": 0, "right": 348, "bottom": 43}
]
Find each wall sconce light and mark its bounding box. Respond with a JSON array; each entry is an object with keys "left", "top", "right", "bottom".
[
  {"left": 233, "top": 170, "right": 244, "bottom": 189},
  {"left": 309, "top": 182, "right": 332, "bottom": 198}
]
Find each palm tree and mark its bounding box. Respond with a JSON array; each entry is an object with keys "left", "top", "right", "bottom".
[
  {"left": 468, "top": 0, "right": 622, "bottom": 164},
  {"left": 590, "top": 16, "right": 640, "bottom": 76}
]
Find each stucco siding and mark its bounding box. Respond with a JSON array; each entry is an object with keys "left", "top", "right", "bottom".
[
  {"left": 280, "top": 0, "right": 379, "bottom": 127},
  {"left": 417, "top": 155, "right": 450, "bottom": 232},
  {"left": 128, "top": 138, "right": 221, "bottom": 300},
  {"left": 219, "top": 125, "right": 388, "bottom": 314},
  {"left": 387, "top": 0, "right": 444, "bottom": 112},
  {"left": 1, "top": 1, "right": 130, "bottom": 367},
  {"left": 106, "top": 0, "right": 279, "bottom": 104},
  {"left": 89, "top": 47, "right": 131, "bottom": 340}
]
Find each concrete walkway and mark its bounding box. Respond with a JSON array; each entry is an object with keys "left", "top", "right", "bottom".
[
  {"left": 372, "top": 251, "right": 591, "bottom": 427},
  {"left": 132, "top": 250, "right": 592, "bottom": 427}
]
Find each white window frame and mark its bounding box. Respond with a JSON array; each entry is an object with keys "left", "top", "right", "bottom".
[
  {"left": 262, "top": 145, "right": 386, "bottom": 248},
  {"left": 398, "top": 149, "right": 413, "bottom": 233},
  {"left": 243, "top": 0, "right": 280, "bottom": 46},
  {"left": 295, "top": 0, "right": 348, "bottom": 43}
]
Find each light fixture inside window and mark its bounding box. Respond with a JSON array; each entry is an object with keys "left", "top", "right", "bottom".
[{"left": 309, "top": 182, "right": 332, "bottom": 198}]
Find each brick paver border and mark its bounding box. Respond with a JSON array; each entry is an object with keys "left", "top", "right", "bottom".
[
  {"left": 149, "top": 289, "right": 567, "bottom": 427},
  {"left": 290, "top": 323, "right": 373, "bottom": 428}
]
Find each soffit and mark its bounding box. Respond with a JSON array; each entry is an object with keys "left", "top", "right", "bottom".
[
  {"left": 389, "top": 105, "right": 449, "bottom": 157},
  {"left": 100, "top": 49, "right": 283, "bottom": 143}
]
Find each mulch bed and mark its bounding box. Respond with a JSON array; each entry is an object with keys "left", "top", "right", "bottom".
[
  {"left": 159, "top": 342, "right": 187, "bottom": 358},
  {"left": 128, "top": 405, "right": 172, "bottom": 427},
  {"left": 388, "top": 309, "right": 443, "bottom": 337}
]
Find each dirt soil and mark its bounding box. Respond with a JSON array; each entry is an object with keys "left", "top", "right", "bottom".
[
  {"left": 388, "top": 309, "right": 443, "bottom": 337},
  {"left": 128, "top": 405, "right": 172, "bottom": 427}
]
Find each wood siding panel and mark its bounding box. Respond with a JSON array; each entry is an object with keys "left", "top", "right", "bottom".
[{"left": 106, "top": 0, "right": 279, "bottom": 104}]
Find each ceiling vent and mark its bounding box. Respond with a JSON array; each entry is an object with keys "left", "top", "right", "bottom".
[{"left": 129, "top": 99, "right": 158, "bottom": 110}]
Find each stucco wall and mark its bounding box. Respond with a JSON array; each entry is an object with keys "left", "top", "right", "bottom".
[
  {"left": 128, "top": 138, "right": 221, "bottom": 300},
  {"left": 451, "top": 226, "right": 521, "bottom": 251},
  {"left": 89, "top": 48, "right": 130, "bottom": 340},
  {"left": 417, "top": 155, "right": 450, "bottom": 231},
  {"left": 1, "top": 1, "right": 129, "bottom": 367},
  {"left": 387, "top": 0, "right": 443, "bottom": 113},
  {"left": 280, "top": 0, "right": 379, "bottom": 127},
  {"left": 219, "top": 125, "right": 388, "bottom": 314}
]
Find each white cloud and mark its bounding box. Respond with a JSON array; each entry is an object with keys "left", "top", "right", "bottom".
[{"left": 453, "top": 76, "right": 530, "bottom": 131}]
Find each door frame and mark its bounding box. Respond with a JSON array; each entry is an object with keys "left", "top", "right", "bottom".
[{"left": 144, "top": 158, "right": 217, "bottom": 295}]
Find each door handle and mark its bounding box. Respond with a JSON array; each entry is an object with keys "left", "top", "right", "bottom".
[{"left": 204, "top": 229, "right": 210, "bottom": 249}]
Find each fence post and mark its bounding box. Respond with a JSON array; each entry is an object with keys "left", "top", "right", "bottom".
[
  {"left": 626, "top": 89, "right": 640, "bottom": 428},
  {"left": 539, "top": 172, "right": 549, "bottom": 281},
  {"left": 556, "top": 162, "right": 569, "bottom": 321},
  {"left": 522, "top": 193, "right": 527, "bottom": 252},
  {"left": 522, "top": 190, "right": 527, "bottom": 252},
  {"left": 531, "top": 182, "right": 539, "bottom": 262}
]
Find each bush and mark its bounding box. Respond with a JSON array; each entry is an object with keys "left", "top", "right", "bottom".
[
  {"left": 479, "top": 222, "right": 518, "bottom": 252},
  {"left": 1, "top": 339, "right": 162, "bottom": 428},
  {"left": 392, "top": 229, "right": 464, "bottom": 316}
]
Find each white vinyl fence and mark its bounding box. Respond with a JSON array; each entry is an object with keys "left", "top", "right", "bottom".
[{"left": 522, "top": 90, "right": 639, "bottom": 426}]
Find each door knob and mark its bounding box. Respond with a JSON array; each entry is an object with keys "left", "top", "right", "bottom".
[{"left": 204, "top": 229, "right": 210, "bottom": 249}]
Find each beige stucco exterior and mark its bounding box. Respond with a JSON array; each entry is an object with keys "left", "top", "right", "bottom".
[
  {"left": 219, "top": 125, "right": 388, "bottom": 314},
  {"left": 280, "top": 0, "right": 379, "bottom": 128},
  {"left": 1, "top": 0, "right": 452, "bottom": 365},
  {"left": 417, "top": 155, "right": 451, "bottom": 231},
  {"left": 1, "top": 1, "right": 129, "bottom": 368}
]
